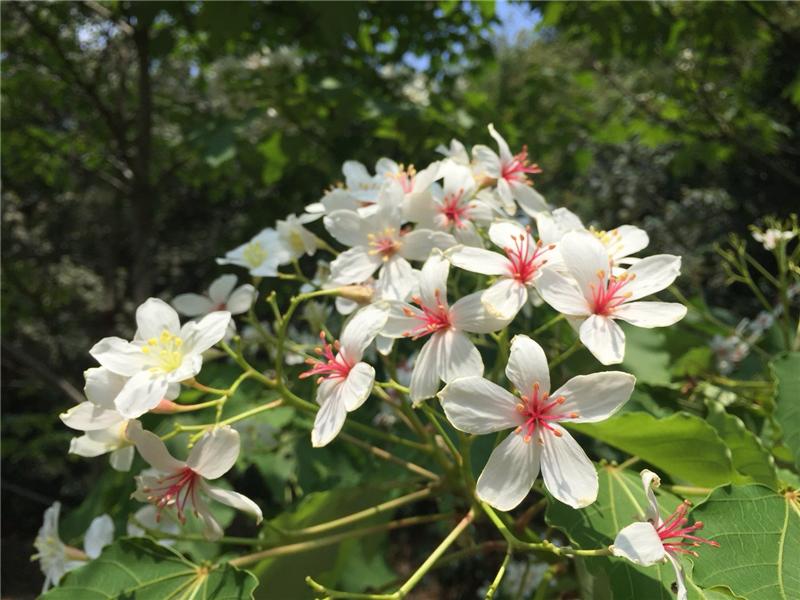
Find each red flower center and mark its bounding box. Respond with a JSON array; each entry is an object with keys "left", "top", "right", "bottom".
[
  {"left": 368, "top": 227, "right": 402, "bottom": 261},
  {"left": 300, "top": 332, "right": 353, "bottom": 383},
  {"left": 143, "top": 466, "right": 200, "bottom": 523},
  {"left": 590, "top": 271, "right": 635, "bottom": 316},
  {"left": 504, "top": 229, "right": 553, "bottom": 284},
  {"left": 655, "top": 500, "right": 719, "bottom": 556},
  {"left": 402, "top": 290, "right": 452, "bottom": 340},
  {"left": 515, "top": 382, "right": 576, "bottom": 443},
  {"left": 501, "top": 146, "right": 542, "bottom": 184},
  {"left": 439, "top": 189, "right": 470, "bottom": 229},
  {"left": 386, "top": 164, "right": 416, "bottom": 194}
]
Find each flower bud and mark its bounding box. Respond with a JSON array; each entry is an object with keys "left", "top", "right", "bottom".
[{"left": 337, "top": 284, "right": 373, "bottom": 304}]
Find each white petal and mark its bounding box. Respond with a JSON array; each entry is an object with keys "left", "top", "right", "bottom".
[
  {"left": 453, "top": 222, "right": 484, "bottom": 248},
  {"left": 84, "top": 367, "right": 127, "bottom": 408},
  {"left": 641, "top": 469, "right": 663, "bottom": 525},
  {"left": 439, "top": 329, "right": 484, "bottom": 382},
  {"left": 451, "top": 290, "right": 510, "bottom": 333},
  {"left": 379, "top": 300, "right": 418, "bottom": 338},
  {"left": 448, "top": 246, "right": 509, "bottom": 276},
  {"left": 409, "top": 334, "right": 444, "bottom": 403},
  {"left": 171, "top": 294, "right": 214, "bottom": 317},
  {"left": 208, "top": 274, "right": 238, "bottom": 304},
  {"left": 181, "top": 311, "right": 231, "bottom": 355},
  {"left": 114, "top": 371, "right": 169, "bottom": 418},
  {"left": 340, "top": 362, "right": 375, "bottom": 411},
  {"left": 488, "top": 220, "right": 526, "bottom": 250},
  {"left": 495, "top": 177, "right": 514, "bottom": 209},
  {"left": 552, "top": 207, "right": 584, "bottom": 232},
  {"left": 69, "top": 434, "right": 112, "bottom": 457},
  {"left": 559, "top": 231, "right": 611, "bottom": 299},
  {"left": 614, "top": 301, "right": 687, "bottom": 328},
  {"left": 482, "top": 279, "right": 528, "bottom": 321},
  {"left": 477, "top": 432, "right": 541, "bottom": 511},
  {"left": 60, "top": 401, "right": 124, "bottom": 431},
  {"left": 375, "top": 256, "right": 416, "bottom": 303},
  {"left": 488, "top": 124, "right": 513, "bottom": 162},
  {"left": 418, "top": 250, "right": 450, "bottom": 308},
  {"left": 611, "top": 522, "right": 666, "bottom": 565},
  {"left": 540, "top": 424, "right": 598, "bottom": 508},
  {"left": 126, "top": 421, "right": 185, "bottom": 473},
  {"left": 187, "top": 426, "right": 240, "bottom": 480},
  {"left": 330, "top": 247, "right": 381, "bottom": 284},
  {"left": 667, "top": 553, "right": 688, "bottom": 600},
  {"left": 83, "top": 515, "right": 114, "bottom": 559},
  {"left": 536, "top": 269, "right": 590, "bottom": 316},
  {"left": 626, "top": 255, "right": 682, "bottom": 301},
  {"left": 438, "top": 376, "right": 521, "bottom": 434},
  {"left": 376, "top": 334, "right": 394, "bottom": 356},
  {"left": 202, "top": 483, "right": 263, "bottom": 523},
  {"left": 136, "top": 298, "right": 181, "bottom": 339},
  {"left": 579, "top": 314, "right": 625, "bottom": 365},
  {"left": 90, "top": 337, "right": 147, "bottom": 377},
  {"left": 608, "top": 225, "right": 649, "bottom": 261},
  {"left": 312, "top": 385, "right": 348, "bottom": 447},
  {"left": 506, "top": 335, "right": 550, "bottom": 395},
  {"left": 552, "top": 371, "right": 635, "bottom": 423},
  {"left": 401, "top": 229, "right": 447, "bottom": 261},
  {"left": 226, "top": 284, "right": 256, "bottom": 314},
  {"left": 511, "top": 182, "right": 549, "bottom": 216},
  {"left": 471, "top": 144, "right": 502, "bottom": 178},
  {"left": 193, "top": 494, "right": 224, "bottom": 541},
  {"left": 340, "top": 304, "right": 389, "bottom": 360},
  {"left": 109, "top": 445, "right": 135, "bottom": 472},
  {"left": 324, "top": 209, "right": 368, "bottom": 247}
]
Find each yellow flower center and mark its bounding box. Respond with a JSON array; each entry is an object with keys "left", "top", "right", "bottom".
[
  {"left": 288, "top": 230, "right": 306, "bottom": 254},
  {"left": 243, "top": 242, "right": 268, "bottom": 267},
  {"left": 142, "top": 330, "right": 184, "bottom": 373}
]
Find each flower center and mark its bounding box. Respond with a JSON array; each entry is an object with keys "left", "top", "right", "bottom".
[
  {"left": 288, "top": 230, "right": 306, "bottom": 253},
  {"left": 589, "top": 271, "right": 634, "bottom": 316},
  {"left": 501, "top": 146, "right": 542, "bottom": 184},
  {"left": 654, "top": 500, "right": 719, "bottom": 556},
  {"left": 142, "top": 330, "right": 184, "bottom": 373},
  {"left": 142, "top": 467, "right": 200, "bottom": 523},
  {"left": 243, "top": 241, "right": 268, "bottom": 267},
  {"left": 299, "top": 332, "right": 353, "bottom": 382},
  {"left": 386, "top": 164, "right": 416, "bottom": 194},
  {"left": 402, "top": 290, "right": 452, "bottom": 340},
  {"left": 503, "top": 229, "right": 554, "bottom": 284},
  {"left": 367, "top": 227, "right": 402, "bottom": 261},
  {"left": 515, "top": 382, "right": 576, "bottom": 443},
  {"left": 439, "top": 189, "right": 470, "bottom": 229}
]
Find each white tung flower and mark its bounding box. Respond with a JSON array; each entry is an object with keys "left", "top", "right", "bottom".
[
  {"left": 472, "top": 124, "right": 548, "bottom": 216},
  {"left": 128, "top": 422, "right": 262, "bottom": 540},
  {"left": 448, "top": 221, "right": 557, "bottom": 320},
  {"left": 537, "top": 231, "right": 686, "bottom": 365},
  {"left": 435, "top": 138, "right": 470, "bottom": 165},
  {"left": 325, "top": 183, "right": 455, "bottom": 301},
  {"left": 33, "top": 503, "right": 114, "bottom": 592},
  {"left": 127, "top": 504, "right": 180, "bottom": 546},
  {"left": 752, "top": 228, "right": 796, "bottom": 250},
  {"left": 217, "top": 228, "right": 292, "bottom": 277},
  {"left": 300, "top": 305, "right": 388, "bottom": 447},
  {"left": 612, "top": 470, "right": 719, "bottom": 600},
  {"left": 439, "top": 335, "right": 635, "bottom": 510},
  {"left": 172, "top": 274, "right": 255, "bottom": 320},
  {"left": 381, "top": 251, "right": 510, "bottom": 403},
  {"left": 90, "top": 298, "right": 230, "bottom": 418},
  {"left": 276, "top": 213, "right": 319, "bottom": 258}
]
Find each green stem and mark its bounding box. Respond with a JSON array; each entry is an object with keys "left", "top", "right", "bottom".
[
  {"left": 530, "top": 313, "right": 565, "bottom": 338},
  {"left": 485, "top": 547, "right": 512, "bottom": 599},
  {"left": 421, "top": 404, "right": 461, "bottom": 466},
  {"left": 549, "top": 339, "right": 582, "bottom": 369},
  {"left": 337, "top": 432, "right": 439, "bottom": 482}
]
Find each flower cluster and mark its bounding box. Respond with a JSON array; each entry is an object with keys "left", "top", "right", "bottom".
[{"left": 40, "top": 124, "right": 715, "bottom": 596}]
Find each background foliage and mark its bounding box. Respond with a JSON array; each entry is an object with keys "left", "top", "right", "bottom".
[{"left": 2, "top": 1, "right": 799, "bottom": 597}]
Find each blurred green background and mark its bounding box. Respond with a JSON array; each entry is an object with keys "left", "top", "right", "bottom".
[{"left": 2, "top": 1, "right": 798, "bottom": 596}]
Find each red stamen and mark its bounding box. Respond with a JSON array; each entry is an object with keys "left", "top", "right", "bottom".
[
  {"left": 516, "top": 382, "right": 575, "bottom": 442},
  {"left": 142, "top": 467, "right": 200, "bottom": 523},
  {"left": 656, "top": 500, "right": 719, "bottom": 556},
  {"left": 439, "top": 188, "right": 470, "bottom": 230},
  {"left": 404, "top": 290, "right": 452, "bottom": 340},
  {"left": 503, "top": 228, "right": 551, "bottom": 284},
  {"left": 589, "top": 270, "right": 635, "bottom": 316},
  {"left": 299, "top": 331, "right": 353, "bottom": 381},
  {"left": 501, "top": 146, "right": 542, "bottom": 184}
]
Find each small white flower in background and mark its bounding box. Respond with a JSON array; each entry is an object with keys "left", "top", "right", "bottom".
[
  {"left": 752, "top": 228, "right": 796, "bottom": 250},
  {"left": 535, "top": 207, "right": 649, "bottom": 267},
  {"left": 300, "top": 305, "right": 388, "bottom": 447},
  {"left": 472, "top": 124, "right": 548, "bottom": 217},
  {"left": 709, "top": 334, "right": 749, "bottom": 374},
  {"left": 439, "top": 335, "right": 635, "bottom": 510},
  {"left": 128, "top": 422, "right": 262, "bottom": 540},
  {"left": 537, "top": 231, "right": 686, "bottom": 365},
  {"left": 276, "top": 213, "right": 319, "bottom": 258},
  {"left": 90, "top": 298, "right": 230, "bottom": 418},
  {"left": 448, "top": 220, "right": 557, "bottom": 320},
  {"left": 216, "top": 227, "right": 292, "bottom": 277},
  {"left": 381, "top": 251, "right": 511, "bottom": 403},
  {"left": 325, "top": 183, "right": 455, "bottom": 301},
  {"left": 172, "top": 274, "right": 255, "bottom": 323},
  {"left": 406, "top": 160, "right": 494, "bottom": 247},
  {"left": 435, "top": 138, "right": 470, "bottom": 165},
  {"left": 33, "top": 502, "right": 114, "bottom": 592},
  {"left": 611, "top": 470, "right": 718, "bottom": 600},
  {"left": 127, "top": 504, "right": 180, "bottom": 546}
]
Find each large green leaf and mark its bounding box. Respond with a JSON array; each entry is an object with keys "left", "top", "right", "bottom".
[
  {"left": 42, "top": 537, "right": 259, "bottom": 599},
  {"left": 691, "top": 485, "right": 800, "bottom": 600},
  {"left": 546, "top": 465, "right": 697, "bottom": 599},
  {"left": 705, "top": 398, "right": 777, "bottom": 488},
  {"left": 569, "top": 412, "right": 738, "bottom": 487},
  {"left": 772, "top": 353, "right": 800, "bottom": 470}
]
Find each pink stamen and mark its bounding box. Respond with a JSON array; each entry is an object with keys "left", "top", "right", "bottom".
[
  {"left": 655, "top": 501, "right": 719, "bottom": 557},
  {"left": 299, "top": 331, "right": 353, "bottom": 382},
  {"left": 503, "top": 228, "right": 553, "bottom": 284},
  {"left": 589, "top": 271, "right": 634, "bottom": 316},
  {"left": 402, "top": 290, "right": 452, "bottom": 340},
  {"left": 387, "top": 164, "right": 416, "bottom": 194},
  {"left": 501, "top": 146, "right": 542, "bottom": 184},
  {"left": 143, "top": 467, "right": 200, "bottom": 523},
  {"left": 439, "top": 188, "right": 471, "bottom": 229},
  {"left": 515, "top": 382, "right": 576, "bottom": 443}
]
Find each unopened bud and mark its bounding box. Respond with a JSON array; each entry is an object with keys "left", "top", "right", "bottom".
[
  {"left": 151, "top": 399, "right": 189, "bottom": 414},
  {"left": 337, "top": 285, "right": 374, "bottom": 304}
]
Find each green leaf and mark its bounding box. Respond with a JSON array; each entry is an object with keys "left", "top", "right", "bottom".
[
  {"left": 42, "top": 537, "right": 259, "bottom": 599},
  {"left": 547, "top": 465, "right": 692, "bottom": 599},
  {"left": 704, "top": 398, "right": 777, "bottom": 488},
  {"left": 691, "top": 485, "right": 800, "bottom": 600},
  {"left": 620, "top": 326, "right": 672, "bottom": 386},
  {"left": 569, "top": 412, "right": 738, "bottom": 487},
  {"left": 258, "top": 132, "right": 288, "bottom": 185},
  {"left": 772, "top": 353, "right": 800, "bottom": 469}
]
